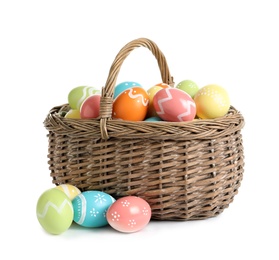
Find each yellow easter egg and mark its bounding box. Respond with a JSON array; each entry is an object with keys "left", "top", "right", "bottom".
[
  {"left": 194, "top": 84, "right": 230, "bottom": 119},
  {"left": 146, "top": 85, "right": 163, "bottom": 117},
  {"left": 64, "top": 109, "right": 81, "bottom": 119},
  {"left": 55, "top": 184, "right": 81, "bottom": 201}
]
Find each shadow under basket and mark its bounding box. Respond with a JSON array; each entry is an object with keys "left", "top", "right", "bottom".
[{"left": 43, "top": 38, "right": 245, "bottom": 221}]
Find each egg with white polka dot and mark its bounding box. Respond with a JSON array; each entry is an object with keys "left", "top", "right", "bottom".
[
  {"left": 194, "top": 84, "right": 230, "bottom": 119},
  {"left": 72, "top": 190, "right": 116, "bottom": 228},
  {"left": 106, "top": 196, "right": 151, "bottom": 233},
  {"left": 114, "top": 81, "right": 142, "bottom": 99}
]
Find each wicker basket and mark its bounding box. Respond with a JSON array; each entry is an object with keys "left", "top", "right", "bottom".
[{"left": 44, "top": 38, "right": 245, "bottom": 221}]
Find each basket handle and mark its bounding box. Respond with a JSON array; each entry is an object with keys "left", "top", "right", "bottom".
[{"left": 99, "top": 37, "right": 174, "bottom": 139}]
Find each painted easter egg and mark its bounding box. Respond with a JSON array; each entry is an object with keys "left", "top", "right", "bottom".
[
  {"left": 114, "top": 81, "right": 142, "bottom": 99},
  {"left": 194, "top": 84, "right": 230, "bottom": 119},
  {"left": 144, "top": 116, "right": 163, "bottom": 122},
  {"left": 55, "top": 184, "right": 81, "bottom": 201},
  {"left": 36, "top": 188, "right": 74, "bottom": 235},
  {"left": 64, "top": 109, "right": 81, "bottom": 119},
  {"left": 146, "top": 85, "right": 163, "bottom": 118},
  {"left": 112, "top": 87, "right": 149, "bottom": 121},
  {"left": 80, "top": 94, "right": 101, "bottom": 119},
  {"left": 154, "top": 82, "right": 171, "bottom": 89},
  {"left": 107, "top": 196, "right": 151, "bottom": 233},
  {"left": 68, "top": 86, "right": 100, "bottom": 110},
  {"left": 153, "top": 88, "right": 196, "bottom": 122},
  {"left": 72, "top": 190, "right": 116, "bottom": 228},
  {"left": 176, "top": 79, "right": 199, "bottom": 98}
]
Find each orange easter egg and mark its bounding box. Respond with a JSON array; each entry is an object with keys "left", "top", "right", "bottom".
[
  {"left": 112, "top": 87, "right": 149, "bottom": 121},
  {"left": 155, "top": 82, "right": 171, "bottom": 89}
]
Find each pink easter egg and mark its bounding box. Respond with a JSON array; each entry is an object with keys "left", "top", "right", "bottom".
[
  {"left": 153, "top": 88, "right": 196, "bottom": 122},
  {"left": 106, "top": 196, "right": 151, "bottom": 233},
  {"left": 80, "top": 94, "right": 101, "bottom": 119}
]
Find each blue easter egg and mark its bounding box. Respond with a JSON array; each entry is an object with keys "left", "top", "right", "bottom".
[
  {"left": 72, "top": 190, "right": 115, "bottom": 228},
  {"left": 144, "top": 116, "right": 163, "bottom": 122},
  {"left": 114, "top": 81, "right": 142, "bottom": 99}
]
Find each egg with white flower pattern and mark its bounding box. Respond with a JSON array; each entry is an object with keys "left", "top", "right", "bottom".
[
  {"left": 72, "top": 190, "right": 116, "bottom": 228},
  {"left": 106, "top": 196, "right": 151, "bottom": 233}
]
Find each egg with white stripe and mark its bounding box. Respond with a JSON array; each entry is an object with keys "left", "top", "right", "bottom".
[
  {"left": 72, "top": 190, "right": 116, "bottom": 228},
  {"left": 68, "top": 86, "right": 100, "bottom": 110},
  {"left": 112, "top": 87, "right": 149, "bottom": 121},
  {"left": 153, "top": 88, "right": 196, "bottom": 122},
  {"left": 36, "top": 188, "right": 74, "bottom": 235}
]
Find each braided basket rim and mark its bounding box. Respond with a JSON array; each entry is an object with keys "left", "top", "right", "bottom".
[{"left": 44, "top": 104, "right": 245, "bottom": 141}]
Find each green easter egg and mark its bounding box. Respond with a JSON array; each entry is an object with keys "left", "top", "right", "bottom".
[
  {"left": 68, "top": 86, "right": 100, "bottom": 110},
  {"left": 36, "top": 188, "right": 74, "bottom": 235},
  {"left": 176, "top": 80, "right": 199, "bottom": 98}
]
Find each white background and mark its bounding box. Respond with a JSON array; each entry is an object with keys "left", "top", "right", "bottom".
[{"left": 1, "top": 0, "right": 278, "bottom": 259}]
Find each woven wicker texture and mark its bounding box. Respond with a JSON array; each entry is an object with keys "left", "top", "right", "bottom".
[{"left": 44, "top": 38, "right": 245, "bottom": 220}]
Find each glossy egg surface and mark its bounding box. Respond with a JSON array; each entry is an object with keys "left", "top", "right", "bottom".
[
  {"left": 80, "top": 94, "right": 101, "bottom": 119},
  {"left": 112, "top": 87, "right": 149, "bottom": 121},
  {"left": 114, "top": 81, "right": 142, "bottom": 99},
  {"left": 72, "top": 190, "right": 115, "bottom": 228},
  {"left": 68, "top": 86, "right": 100, "bottom": 110},
  {"left": 194, "top": 84, "right": 230, "bottom": 119},
  {"left": 107, "top": 196, "right": 151, "bottom": 233},
  {"left": 36, "top": 188, "right": 74, "bottom": 235},
  {"left": 55, "top": 184, "right": 81, "bottom": 201},
  {"left": 153, "top": 88, "right": 196, "bottom": 122}
]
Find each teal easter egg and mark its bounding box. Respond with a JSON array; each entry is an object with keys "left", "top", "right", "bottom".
[
  {"left": 72, "top": 191, "right": 116, "bottom": 228},
  {"left": 144, "top": 116, "right": 163, "bottom": 122},
  {"left": 114, "top": 81, "right": 142, "bottom": 99},
  {"left": 36, "top": 188, "right": 74, "bottom": 235},
  {"left": 68, "top": 86, "right": 100, "bottom": 110},
  {"left": 176, "top": 80, "right": 199, "bottom": 98}
]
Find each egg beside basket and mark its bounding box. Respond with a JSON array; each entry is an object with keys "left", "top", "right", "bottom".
[{"left": 43, "top": 38, "right": 245, "bottom": 221}]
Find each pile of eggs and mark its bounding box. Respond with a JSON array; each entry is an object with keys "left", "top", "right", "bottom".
[
  {"left": 64, "top": 80, "right": 231, "bottom": 122},
  {"left": 36, "top": 184, "right": 152, "bottom": 235}
]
